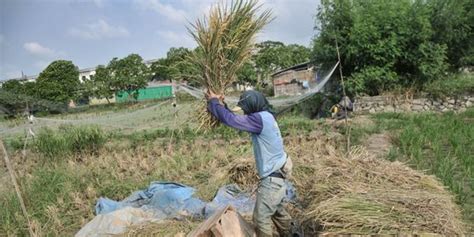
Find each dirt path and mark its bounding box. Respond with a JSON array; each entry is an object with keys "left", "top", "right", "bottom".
[
  {"left": 351, "top": 115, "right": 392, "bottom": 159},
  {"left": 364, "top": 133, "right": 392, "bottom": 158}
]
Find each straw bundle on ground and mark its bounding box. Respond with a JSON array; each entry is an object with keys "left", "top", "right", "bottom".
[
  {"left": 187, "top": 0, "right": 272, "bottom": 129},
  {"left": 287, "top": 138, "right": 466, "bottom": 235},
  {"left": 228, "top": 158, "right": 259, "bottom": 190}
]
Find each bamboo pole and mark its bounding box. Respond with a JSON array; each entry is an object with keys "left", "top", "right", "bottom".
[
  {"left": 335, "top": 36, "right": 351, "bottom": 153},
  {"left": 1, "top": 139, "right": 36, "bottom": 236}
]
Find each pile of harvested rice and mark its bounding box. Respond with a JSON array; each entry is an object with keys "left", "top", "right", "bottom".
[
  {"left": 285, "top": 135, "right": 465, "bottom": 235},
  {"left": 228, "top": 158, "right": 258, "bottom": 191},
  {"left": 122, "top": 129, "right": 464, "bottom": 236}
]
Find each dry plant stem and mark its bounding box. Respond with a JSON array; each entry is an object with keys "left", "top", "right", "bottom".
[
  {"left": 294, "top": 142, "right": 465, "bottom": 235},
  {"left": 167, "top": 104, "right": 178, "bottom": 153},
  {"left": 195, "top": 101, "right": 220, "bottom": 131},
  {"left": 188, "top": 0, "right": 272, "bottom": 130},
  {"left": 1, "top": 139, "right": 37, "bottom": 237}
]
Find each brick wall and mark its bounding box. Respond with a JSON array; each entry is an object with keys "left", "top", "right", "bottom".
[{"left": 273, "top": 70, "right": 315, "bottom": 96}]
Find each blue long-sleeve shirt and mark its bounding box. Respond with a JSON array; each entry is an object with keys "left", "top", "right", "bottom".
[{"left": 207, "top": 98, "right": 287, "bottom": 178}]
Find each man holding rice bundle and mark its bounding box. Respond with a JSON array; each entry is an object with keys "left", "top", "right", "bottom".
[{"left": 206, "top": 90, "right": 292, "bottom": 237}]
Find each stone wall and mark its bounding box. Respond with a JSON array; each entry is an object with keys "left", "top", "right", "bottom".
[{"left": 354, "top": 94, "right": 473, "bottom": 113}]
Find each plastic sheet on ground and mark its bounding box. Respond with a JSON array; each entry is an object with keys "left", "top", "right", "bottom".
[
  {"left": 75, "top": 207, "right": 161, "bottom": 237},
  {"left": 96, "top": 182, "right": 206, "bottom": 219},
  {"left": 77, "top": 181, "right": 297, "bottom": 236},
  {"left": 205, "top": 184, "right": 256, "bottom": 217}
]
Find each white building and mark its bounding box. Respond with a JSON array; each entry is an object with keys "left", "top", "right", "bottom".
[{"left": 2, "top": 58, "right": 160, "bottom": 84}]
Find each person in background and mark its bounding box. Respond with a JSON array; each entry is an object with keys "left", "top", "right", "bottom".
[
  {"left": 331, "top": 96, "right": 353, "bottom": 120},
  {"left": 206, "top": 90, "right": 292, "bottom": 237}
]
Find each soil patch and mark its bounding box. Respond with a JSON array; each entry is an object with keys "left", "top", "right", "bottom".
[{"left": 364, "top": 133, "right": 392, "bottom": 158}]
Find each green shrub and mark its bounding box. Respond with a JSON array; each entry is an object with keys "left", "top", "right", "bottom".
[
  {"left": 0, "top": 166, "right": 90, "bottom": 236},
  {"left": 260, "top": 85, "right": 274, "bottom": 97},
  {"left": 346, "top": 66, "right": 399, "bottom": 96},
  {"left": 279, "top": 115, "right": 316, "bottom": 134},
  {"left": 290, "top": 93, "right": 338, "bottom": 119},
  {"left": 175, "top": 91, "right": 196, "bottom": 102},
  {"left": 424, "top": 73, "right": 474, "bottom": 99},
  {"left": 6, "top": 136, "right": 25, "bottom": 151}
]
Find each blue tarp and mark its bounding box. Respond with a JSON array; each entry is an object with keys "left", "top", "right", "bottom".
[
  {"left": 205, "top": 184, "right": 255, "bottom": 217},
  {"left": 96, "top": 181, "right": 297, "bottom": 220},
  {"left": 96, "top": 182, "right": 205, "bottom": 219}
]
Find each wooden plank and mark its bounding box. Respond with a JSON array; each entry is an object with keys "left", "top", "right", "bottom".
[{"left": 187, "top": 205, "right": 255, "bottom": 237}]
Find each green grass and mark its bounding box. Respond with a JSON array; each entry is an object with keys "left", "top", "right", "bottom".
[
  {"left": 424, "top": 73, "right": 474, "bottom": 99},
  {"left": 349, "top": 109, "right": 474, "bottom": 225},
  {"left": 33, "top": 125, "right": 106, "bottom": 159}
]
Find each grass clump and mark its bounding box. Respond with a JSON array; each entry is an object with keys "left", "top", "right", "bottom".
[
  {"left": 34, "top": 125, "right": 106, "bottom": 158},
  {"left": 424, "top": 73, "right": 474, "bottom": 99}
]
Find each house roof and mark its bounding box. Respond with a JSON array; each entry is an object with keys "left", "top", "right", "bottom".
[{"left": 271, "top": 61, "right": 312, "bottom": 77}]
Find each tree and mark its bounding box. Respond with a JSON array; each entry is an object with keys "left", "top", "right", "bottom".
[
  {"left": 312, "top": 0, "right": 353, "bottom": 74},
  {"left": 286, "top": 44, "right": 311, "bottom": 66},
  {"left": 0, "top": 80, "right": 28, "bottom": 116},
  {"left": 108, "top": 54, "right": 150, "bottom": 99},
  {"left": 428, "top": 0, "right": 473, "bottom": 68},
  {"left": 85, "top": 65, "right": 114, "bottom": 103},
  {"left": 36, "top": 60, "right": 80, "bottom": 106},
  {"left": 236, "top": 61, "right": 257, "bottom": 85},
  {"left": 0, "top": 79, "right": 52, "bottom": 115},
  {"left": 312, "top": 0, "right": 460, "bottom": 96},
  {"left": 150, "top": 47, "right": 197, "bottom": 82},
  {"left": 150, "top": 58, "right": 172, "bottom": 81},
  {"left": 253, "top": 41, "right": 311, "bottom": 88},
  {"left": 254, "top": 41, "right": 286, "bottom": 76}
]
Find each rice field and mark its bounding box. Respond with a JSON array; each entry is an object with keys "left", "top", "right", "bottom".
[{"left": 0, "top": 102, "right": 472, "bottom": 236}]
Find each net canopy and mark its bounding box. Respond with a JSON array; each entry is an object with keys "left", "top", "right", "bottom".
[
  {"left": 0, "top": 61, "right": 339, "bottom": 138},
  {"left": 177, "top": 61, "right": 339, "bottom": 108}
]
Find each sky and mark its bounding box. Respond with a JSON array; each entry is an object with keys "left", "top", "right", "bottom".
[{"left": 0, "top": 0, "right": 320, "bottom": 81}]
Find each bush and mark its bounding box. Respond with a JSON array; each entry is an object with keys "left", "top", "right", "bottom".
[
  {"left": 34, "top": 125, "right": 106, "bottom": 159},
  {"left": 63, "top": 126, "right": 106, "bottom": 153},
  {"left": 424, "top": 73, "right": 474, "bottom": 99},
  {"left": 6, "top": 136, "right": 25, "bottom": 151},
  {"left": 312, "top": 0, "right": 468, "bottom": 96},
  {"left": 290, "top": 93, "right": 338, "bottom": 119},
  {"left": 175, "top": 91, "right": 196, "bottom": 102},
  {"left": 346, "top": 66, "right": 399, "bottom": 96},
  {"left": 260, "top": 85, "right": 274, "bottom": 97}
]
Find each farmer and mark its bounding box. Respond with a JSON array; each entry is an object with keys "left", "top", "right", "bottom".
[
  {"left": 206, "top": 90, "right": 292, "bottom": 237},
  {"left": 331, "top": 96, "right": 353, "bottom": 120}
]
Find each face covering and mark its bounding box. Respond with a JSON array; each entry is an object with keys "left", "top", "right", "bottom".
[{"left": 237, "top": 90, "right": 274, "bottom": 115}]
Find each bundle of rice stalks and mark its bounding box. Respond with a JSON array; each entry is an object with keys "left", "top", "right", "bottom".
[
  {"left": 187, "top": 0, "right": 272, "bottom": 129},
  {"left": 228, "top": 158, "right": 259, "bottom": 190},
  {"left": 295, "top": 145, "right": 465, "bottom": 235}
]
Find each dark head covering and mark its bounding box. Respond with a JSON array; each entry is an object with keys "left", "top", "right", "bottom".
[{"left": 237, "top": 90, "right": 274, "bottom": 115}]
